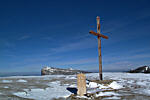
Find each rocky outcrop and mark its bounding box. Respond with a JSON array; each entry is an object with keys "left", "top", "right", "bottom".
[
  {"left": 41, "top": 66, "right": 91, "bottom": 75},
  {"left": 128, "top": 66, "right": 150, "bottom": 73}
]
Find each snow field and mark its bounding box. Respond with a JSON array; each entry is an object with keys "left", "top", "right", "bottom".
[{"left": 0, "top": 72, "right": 150, "bottom": 99}]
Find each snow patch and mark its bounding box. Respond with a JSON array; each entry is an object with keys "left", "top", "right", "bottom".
[
  {"left": 103, "top": 96, "right": 121, "bottom": 99},
  {"left": 139, "top": 89, "right": 150, "bottom": 96},
  {"left": 68, "top": 84, "right": 77, "bottom": 88},
  {"left": 96, "top": 92, "right": 120, "bottom": 97},
  {"left": 29, "top": 88, "right": 45, "bottom": 92},
  {"left": 14, "top": 92, "right": 27, "bottom": 96},
  {"left": 136, "top": 81, "right": 146, "bottom": 86},
  {"left": 88, "top": 82, "right": 98, "bottom": 88},
  {"left": 76, "top": 96, "right": 87, "bottom": 98},
  {"left": 4, "top": 86, "right": 9, "bottom": 88},
  {"left": 13, "top": 81, "right": 71, "bottom": 100},
  {"left": 2, "top": 80, "right": 12, "bottom": 83},
  {"left": 109, "top": 81, "right": 123, "bottom": 89},
  {"left": 65, "top": 76, "right": 76, "bottom": 79},
  {"left": 16, "top": 79, "right": 27, "bottom": 83}
]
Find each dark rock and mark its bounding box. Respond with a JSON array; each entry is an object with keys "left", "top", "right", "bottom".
[
  {"left": 41, "top": 66, "right": 91, "bottom": 75},
  {"left": 66, "top": 87, "right": 78, "bottom": 94},
  {"left": 128, "top": 66, "right": 150, "bottom": 73}
]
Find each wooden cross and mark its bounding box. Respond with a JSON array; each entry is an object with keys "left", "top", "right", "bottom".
[{"left": 89, "top": 16, "right": 108, "bottom": 80}]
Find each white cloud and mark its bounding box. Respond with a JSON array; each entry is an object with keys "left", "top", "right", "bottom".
[
  {"left": 41, "top": 36, "right": 53, "bottom": 40},
  {"left": 18, "top": 35, "right": 31, "bottom": 40},
  {"left": 52, "top": 58, "right": 98, "bottom": 65},
  {"left": 49, "top": 37, "right": 97, "bottom": 54}
]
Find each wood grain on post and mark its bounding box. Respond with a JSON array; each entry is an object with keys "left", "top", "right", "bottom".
[{"left": 77, "top": 73, "right": 86, "bottom": 96}]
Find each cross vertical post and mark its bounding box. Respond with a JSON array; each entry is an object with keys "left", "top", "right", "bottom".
[
  {"left": 89, "top": 16, "right": 108, "bottom": 80},
  {"left": 97, "top": 16, "right": 103, "bottom": 80}
]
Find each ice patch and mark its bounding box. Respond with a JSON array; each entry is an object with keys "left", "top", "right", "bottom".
[
  {"left": 13, "top": 81, "right": 71, "bottom": 100},
  {"left": 65, "top": 76, "right": 76, "bottom": 79},
  {"left": 64, "top": 84, "right": 70, "bottom": 86},
  {"left": 87, "top": 88, "right": 101, "bottom": 94},
  {"left": 4, "top": 86, "right": 9, "bottom": 88},
  {"left": 127, "top": 80, "right": 134, "bottom": 84},
  {"left": 103, "top": 96, "right": 121, "bottom": 99},
  {"left": 136, "top": 81, "right": 146, "bottom": 86},
  {"left": 96, "top": 92, "right": 120, "bottom": 97},
  {"left": 69, "top": 76, "right": 76, "bottom": 79},
  {"left": 76, "top": 96, "right": 87, "bottom": 98},
  {"left": 48, "top": 81, "right": 60, "bottom": 86},
  {"left": 69, "top": 84, "right": 77, "bottom": 88},
  {"left": 139, "top": 89, "right": 150, "bottom": 96},
  {"left": 14, "top": 92, "right": 27, "bottom": 96},
  {"left": 29, "top": 88, "right": 45, "bottom": 92},
  {"left": 16, "top": 79, "right": 27, "bottom": 83},
  {"left": 2, "top": 80, "right": 12, "bottom": 83}
]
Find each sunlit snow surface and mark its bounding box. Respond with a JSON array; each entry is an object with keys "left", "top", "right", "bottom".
[
  {"left": 14, "top": 81, "right": 71, "bottom": 100},
  {"left": 0, "top": 72, "right": 150, "bottom": 100}
]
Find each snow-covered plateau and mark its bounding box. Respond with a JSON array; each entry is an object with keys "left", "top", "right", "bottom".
[{"left": 0, "top": 72, "right": 150, "bottom": 100}]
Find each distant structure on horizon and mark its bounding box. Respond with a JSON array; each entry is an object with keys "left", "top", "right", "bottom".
[
  {"left": 128, "top": 66, "right": 150, "bottom": 73},
  {"left": 41, "top": 66, "right": 91, "bottom": 75}
]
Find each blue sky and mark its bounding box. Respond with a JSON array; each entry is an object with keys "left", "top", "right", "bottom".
[{"left": 0, "top": 0, "right": 150, "bottom": 73}]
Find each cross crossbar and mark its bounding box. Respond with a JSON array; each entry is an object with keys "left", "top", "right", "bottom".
[{"left": 89, "top": 30, "right": 108, "bottom": 39}]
